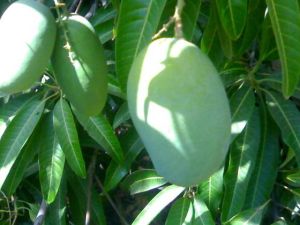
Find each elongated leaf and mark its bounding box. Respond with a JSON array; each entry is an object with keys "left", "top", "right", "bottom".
[
  {"left": 39, "top": 113, "right": 65, "bottom": 204},
  {"left": 45, "top": 174, "right": 67, "bottom": 225},
  {"left": 264, "top": 90, "right": 300, "bottom": 165},
  {"left": 230, "top": 84, "right": 255, "bottom": 142},
  {"left": 222, "top": 108, "right": 261, "bottom": 222},
  {"left": 227, "top": 201, "right": 269, "bottom": 225},
  {"left": 0, "top": 94, "right": 36, "bottom": 138},
  {"left": 198, "top": 167, "right": 224, "bottom": 217},
  {"left": 244, "top": 100, "right": 280, "bottom": 209},
  {"left": 193, "top": 195, "right": 215, "bottom": 225},
  {"left": 116, "top": 0, "right": 167, "bottom": 91},
  {"left": 104, "top": 129, "right": 144, "bottom": 191},
  {"left": 271, "top": 220, "right": 287, "bottom": 225},
  {"left": 284, "top": 170, "right": 300, "bottom": 187},
  {"left": 113, "top": 103, "right": 130, "bottom": 129},
  {"left": 165, "top": 197, "right": 193, "bottom": 225},
  {"left": 73, "top": 109, "right": 124, "bottom": 164},
  {"left": 266, "top": 0, "right": 300, "bottom": 97},
  {"left": 122, "top": 169, "right": 166, "bottom": 194},
  {"left": 234, "top": 0, "right": 266, "bottom": 56},
  {"left": 0, "top": 99, "right": 44, "bottom": 189},
  {"left": 67, "top": 170, "right": 107, "bottom": 225},
  {"left": 216, "top": 0, "right": 248, "bottom": 40},
  {"left": 200, "top": 3, "right": 225, "bottom": 68},
  {"left": 2, "top": 124, "right": 40, "bottom": 196},
  {"left": 181, "top": 0, "right": 201, "bottom": 41},
  {"left": 132, "top": 185, "right": 185, "bottom": 225},
  {"left": 53, "top": 99, "right": 86, "bottom": 178}
]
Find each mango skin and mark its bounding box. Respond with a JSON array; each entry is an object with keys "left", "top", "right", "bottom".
[
  {"left": 0, "top": 0, "right": 56, "bottom": 94},
  {"left": 52, "top": 15, "right": 108, "bottom": 116},
  {"left": 127, "top": 38, "right": 231, "bottom": 187}
]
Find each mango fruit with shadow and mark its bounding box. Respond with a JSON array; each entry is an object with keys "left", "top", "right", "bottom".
[
  {"left": 52, "top": 15, "right": 108, "bottom": 116},
  {"left": 127, "top": 38, "right": 231, "bottom": 187},
  {"left": 0, "top": 0, "right": 56, "bottom": 94}
]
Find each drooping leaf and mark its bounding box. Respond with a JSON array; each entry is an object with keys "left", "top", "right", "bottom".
[
  {"left": 73, "top": 109, "right": 124, "bottom": 164},
  {"left": 226, "top": 201, "right": 269, "bottom": 225},
  {"left": 39, "top": 113, "right": 65, "bottom": 204},
  {"left": 116, "top": 0, "right": 167, "bottom": 91},
  {"left": 244, "top": 99, "right": 280, "bottom": 209},
  {"left": 222, "top": 108, "right": 261, "bottom": 222},
  {"left": 113, "top": 102, "right": 130, "bottom": 129},
  {"left": 67, "top": 170, "right": 107, "bottom": 225},
  {"left": 215, "top": 0, "right": 248, "bottom": 40},
  {"left": 53, "top": 99, "right": 86, "bottom": 178},
  {"left": 198, "top": 167, "right": 224, "bottom": 217},
  {"left": 104, "top": 129, "right": 144, "bottom": 191},
  {"left": 230, "top": 84, "right": 255, "bottom": 142},
  {"left": 192, "top": 195, "right": 215, "bottom": 225},
  {"left": 122, "top": 169, "right": 167, "bottom": 194},
  {"left": 266, "top": 0, "right": 300, "bottom": 97},
  {"left": 181, "top": 0, "right": 202, "bottom": 41},
  {"left": 0, "top": 98, "right": 44, "bottom": 189},
  {"left": 45, "top": 174, "right": 67, "bottom": 225},
  {"left": 132, "top": 185, "right": 185, "bottom": 225},
  {"left": 165, "top": 197, "right": 193, "bottom": 225},
  {"left": 264, "top": 90, "right": 300, "bottom": 166},
  {"left": 2, "top": 124, "right": 40, "bottom": 195},
  {"left": 234, "top": 0, "right": 266, "bottom": 56}
]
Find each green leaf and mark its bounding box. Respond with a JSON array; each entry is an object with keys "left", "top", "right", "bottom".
[
  {"left": 181, "top": 0, "right": 202, "bottom": 41},
  {"left": 104, "top": 129, "right": 144, "bottom": 191},
  {"left": 165, "top": 197, "right": 193, "bottom": 225},
  {"left": 284, "top": 170, "right": 300, "bottom": 187},
  {"left": 198, "top": 167, "right": 224, "bottom": 217},
  {"left": 222, "top": 108, "right": 261, "bottom": 222},
  {"left": 122, "top": 169, "right": 167, "bottom": 194},
  {"left": 67, "top": 170, "right": 107, "bottom": 225},
  {"left": 230, "top": 84, "right": 255, "bottom": 142},
  {"left": 264, "top": 90, "right": 300, "bottom": 166},
  {"left": 192, "top": 195, "right": 215, "bottom": 225},
  {"left": 266, "top": 0, "right": 300, "bottom": 97},
  {"left": 200, "top": 3, "right": 225, "bottom": 68},
  {"left": 116, "top": 0, "right": 167, "bottom": 91},
  {"left": 234, "top": 0, "right": 266, "bottom": 56},
  {"left": 271, "top": 220, "right": 287, "bottom": 225},
  {"left": 45, "top": 174, "right": 67, "bottom": 225},
  {"left": 2, "top": 124, "right": 40, "bottom": 196},
  {"left": 244, "top": 100, "right": 280, "bottom": 209},
  {"left": 90, "top": 5, "right": 117, "bottom": 26},
  {"left": 113, "top": 102, "right": 130, "bottom": 129},
  {"left": 216, "top": 0, "right": 248, "bottom": 40},
  {"left": 53, "top": 99, "right": 86, "bottom": 178},
  {"left": 132, "top": 185, "right": 185, "bottom": 225},
  {"left": 73, "top": 109, "right": 124, "bottom": 164},
  {"left": 0, "top": 98, "right": 44, "bottom": 189},
  {"left": 226, "top": 201, "right": 269, "bottom": 225},
  {"left": 39, "top": 113, "right": 65, "bottom": 204}
]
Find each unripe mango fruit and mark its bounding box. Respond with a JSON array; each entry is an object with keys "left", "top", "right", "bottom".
[
  {"left": 52, "top": 15, "right": 108, "bottom": 116},
  {"left": 127, "top": 38, "right": 231, "bottom": 187},
  {"left": 0, "top": 0, "right": 56, "bottom": 94}
]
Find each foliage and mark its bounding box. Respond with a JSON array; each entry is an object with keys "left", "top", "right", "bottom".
[{"left": 1, "top": 0, "right": 300, "bottom": 224}]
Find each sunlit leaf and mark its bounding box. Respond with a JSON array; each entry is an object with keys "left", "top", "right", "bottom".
[
  {"left": 0, "top": 98, "right": 44, "bottom": 189},
  {"left": 165, "top": 197, "right": 193, "bottom": 225},
  {"left": 266, "top": 0, "right": 300, "bottom": 97},
  {"left": 53, "top": 99, "right": 86, "bottom": 178},
  {"left": 132, "top": 185, "right": 185, "bottom": 225},
  {"left": 192, "top": 195, "right": 215, "bottom": 225}
]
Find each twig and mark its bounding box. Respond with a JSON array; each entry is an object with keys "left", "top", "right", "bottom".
[
  {"left": 85, "top": 151, "right": 98, "bottom": 225},
  {"left": 75, "top": 0, "right": 83, "bottom": 14},
  {"left": 95, "top": 177, "right": 129, "bottom": 225},
  {"left": 69, "top": 0, "right": 80, "bottom": 12},
  {"left": 152, "top": 17, "right": 175, "bottom": 40},
  {"left": 33, "top": 200, "right": 47, "bottom": 225}
]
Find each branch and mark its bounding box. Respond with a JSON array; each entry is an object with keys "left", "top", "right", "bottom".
[{"left": 33, "top": 200, "right": 47, "bottom": 225}]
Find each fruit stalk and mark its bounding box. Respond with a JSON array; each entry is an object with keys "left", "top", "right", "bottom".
[{"left": 174, "top": 0, "right": 185, "bottom": 38}]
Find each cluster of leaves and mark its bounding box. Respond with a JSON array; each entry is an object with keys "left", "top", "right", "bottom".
[{"left": 1, "top": 0, "right": 300, "bottom": 224}]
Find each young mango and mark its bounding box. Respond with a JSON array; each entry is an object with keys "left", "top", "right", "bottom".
[
  {"left": 0, "top": 0, "right": 56, "bottom": 94},
  {"left": 127, "top": 38, "right": 231, "bottom": 187},
  {"left": 52, "top": 15, "right": 108, "bottom": 116}
]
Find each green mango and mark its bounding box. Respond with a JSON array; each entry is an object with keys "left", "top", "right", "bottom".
[
  {"left": 52, "top": 15, "right": 108, "bottom": 116},
  {"left": 0, "top": 0, "right": 56, "bottom": 94},
  {"left": 127, "top": 38, "right": 231, "bottom": 187}
]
